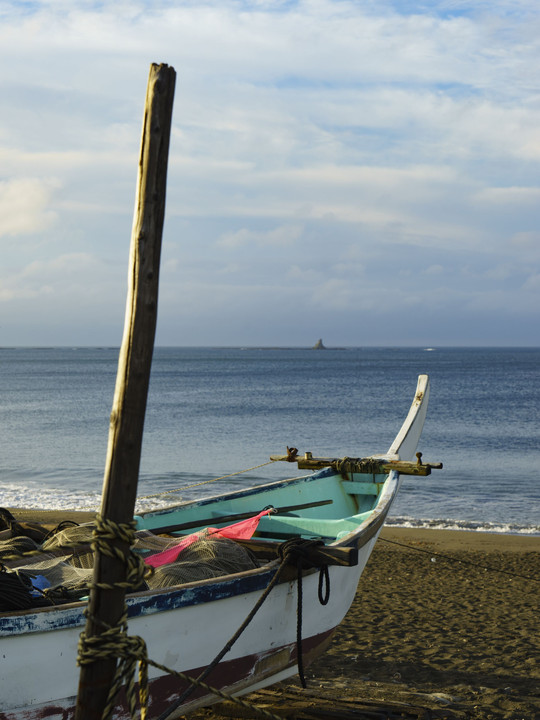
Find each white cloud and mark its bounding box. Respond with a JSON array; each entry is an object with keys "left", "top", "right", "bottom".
[
  {"left": 475, "top": 187, "right": 540, "bottom": 206},
  {"left": 217, "top": 224, "right": 304, "bottom": 248},
  {"left": 0, "top": 0, "right": 539, "bottom": 345},
  {"left": 510, "top": 232, "right": 540, "bottom": 263},
  {"left": 310, "top": 278, "right": 354, "bottom": 310},
  {"left": 0, "top": 253, "right": 122, "bottom": 302},
  {"left": 0, "top": 178, "right": 58, "bottom": 237}
]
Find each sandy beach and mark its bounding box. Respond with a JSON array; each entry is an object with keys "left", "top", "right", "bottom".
[
  {"left": 192, "top": 527, "right": 540, "bottom": 720},
  {"left": 236, "top": 528, "right": 539, "bottom": 720},
  {"left": 5, "top": 512, "right": 539, "bottom": 719}
]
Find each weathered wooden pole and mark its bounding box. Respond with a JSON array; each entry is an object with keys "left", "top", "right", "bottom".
[{"left": 75, "top": 62, "right": 176, "bottom": 720}]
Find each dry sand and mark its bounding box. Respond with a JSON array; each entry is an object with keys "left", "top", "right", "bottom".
[
  {"left": 200, "top": 528, "right": 540, "bottom": 720},
  {"left": 8, "top": 512, "right": 539, "bottom": 719}
]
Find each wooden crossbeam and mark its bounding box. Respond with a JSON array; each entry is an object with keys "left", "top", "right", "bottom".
[
  {"left": 271, "top": 450, "right": 443, "bottom": 476},
  {"left": 237, "top": 538, "right": 358, "bottom": 567}
]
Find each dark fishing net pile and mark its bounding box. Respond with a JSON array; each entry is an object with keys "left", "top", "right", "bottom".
[{"left": 0, "top": 510, "right": 258, "bottom": 612}]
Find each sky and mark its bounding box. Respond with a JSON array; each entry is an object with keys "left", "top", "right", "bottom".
[{"left": 1, "top": 0, "right": 539, "bottom": 347}]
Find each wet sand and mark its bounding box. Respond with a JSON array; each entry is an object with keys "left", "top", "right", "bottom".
[{"left": 8, "top": 512, "right": 539, "bottom": 719}]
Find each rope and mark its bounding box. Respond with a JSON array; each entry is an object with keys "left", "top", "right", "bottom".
[
  {"left": 79, "top": 515, "right": 320, "bottom": 720},
  {"left": 318, "top": 564, "right": 330, "bottom": 605},
  {"left": 380, "top": 537, "right": 540, "bottom": 584},
  {"left": 155, "top": 549, "right": 289, "bottom": 720},
  {"left": 71, "top": 460, "right": 280, "bottom": 511},
  {"left": 147, "top": 658, "right": 284, "bottom": 720},
  {"left": 78, "top": 610, "right": 149, "bottom": 720},
  {"left": 277, "top": 538, "right": 330, "bottom": 689},
  {"left": 136, "top": 460, "right": 278, "bottom": 501},
  {"left": 86, "top": 515, "right": 151, "bottom": 592},
  {"left": 156, "top": 537, "right": 331, "bottom": 720},
  {"left": 0, "top": 567, "right": 34, "bottom": 611},
  {"left": 76, "top": 514, "right": 153, "bottom": 720},
  {"left": 335, "top": 457, "right": 383, "bottom": 475}
]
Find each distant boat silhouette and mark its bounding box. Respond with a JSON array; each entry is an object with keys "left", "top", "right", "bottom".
[{"left": 312, "top": 338, "right": 326, "bottom": 349}]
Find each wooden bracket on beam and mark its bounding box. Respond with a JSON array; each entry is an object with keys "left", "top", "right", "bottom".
[{"left": 271, "top": 449, "right": 443, "bottom": 477}]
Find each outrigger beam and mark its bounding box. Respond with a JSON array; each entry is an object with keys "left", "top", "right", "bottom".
[{"left": 271, "top": 449, "right": 443, "bottom": 477}]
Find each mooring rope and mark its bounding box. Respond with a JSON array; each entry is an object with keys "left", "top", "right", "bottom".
[
  {"left": 78, "top": 609, "right": 150, "bottom": 720},
  {"left": 380, "top": 537, "right": 540, "bottom": 584},
  {"left": 69, "top": 459, "right": 280, "bottom": 512},
  {"left": 147, "top": 659, "right": 285, "bottom": 720},
  {"left": 136, "top": 459, "right": 278, "bottom": 501}
]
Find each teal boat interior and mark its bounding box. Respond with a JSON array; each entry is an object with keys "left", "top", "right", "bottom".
[{"left": 135, "top": 467, "right": 390, "bottom": 544}]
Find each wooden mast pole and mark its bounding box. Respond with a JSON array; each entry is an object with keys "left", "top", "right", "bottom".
[{"left": 74, "top": 62, "right": 176, "bottom": 720}]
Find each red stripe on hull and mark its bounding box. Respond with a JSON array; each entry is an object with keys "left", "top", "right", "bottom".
[{"left": 0, "top": 628, "right": 336, "bottom": 720}]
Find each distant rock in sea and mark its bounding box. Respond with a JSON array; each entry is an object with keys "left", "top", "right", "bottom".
[{"left": 312, "top": 338, "right": 326, "bottom": 349}]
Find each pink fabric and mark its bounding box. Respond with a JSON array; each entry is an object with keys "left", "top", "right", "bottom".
[{"left": 144, "top": 509, "right": 272, "bottom": 568}]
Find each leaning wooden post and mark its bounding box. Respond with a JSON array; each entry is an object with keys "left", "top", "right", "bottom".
[{"left": 75, "top": 62, "right": 176, "bottom": 720}]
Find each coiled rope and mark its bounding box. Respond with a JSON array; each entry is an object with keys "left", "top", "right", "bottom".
[
  {"left": 77, "top": 515, "right": 152, "bottom": 720},
  {"left": 0, "top": 566, "right": 35, "bottom": 611}
]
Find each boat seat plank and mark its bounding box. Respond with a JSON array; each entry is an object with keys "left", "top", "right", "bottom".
[
  {"left": 256, "top": 510, "right": 372, "bottom": 540},
  {"left": 341, "top": 481, "right": 380, "bottom": 496}
]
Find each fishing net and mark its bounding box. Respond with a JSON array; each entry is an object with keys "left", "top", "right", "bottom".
[
  {"left": 42, "top": 522, "right": 94, "bottom": 551},
  {"left": 11, "top": 554, "right": 94, "bottom": 603},
  {"left": 0, "top": 535, "right": 39, "bottom": 561},
  {"left": 41, "top": 523, "right": 95, "bottom": 569},
  {"left": 0, "top": 516, "right": 260, "bottom": 610},
  {"left": 145, "top": 536, "right": 258, "bottom": 589}
]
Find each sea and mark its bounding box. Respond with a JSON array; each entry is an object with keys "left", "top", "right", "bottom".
[{"left": 1, "top": 346, "right": 539, "bottom": 535}]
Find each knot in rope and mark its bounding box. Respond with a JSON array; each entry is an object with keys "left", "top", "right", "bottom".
[
  {"left": 90, "top": 514, "right": 152, "bottom": 591},
  {"left": 278, "top": 537, "right": 324, "bottom": 569},
  {"left": 77, "top": 515, "right": 153, "bottom": 720},
  {"left": 78, "top": 611, "right": 149, "bottom": 720},
  {"left": 335, "top": 456, "right": 382, "bottom": 475}
]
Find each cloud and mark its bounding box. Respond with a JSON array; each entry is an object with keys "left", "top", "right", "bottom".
[
  {"left": 475, "top": 187, "right": 540, "bottom": 206},
  {"left": 217, "top": 224, "right": 304, "bottom": 248},
  {"left": 0, "top": 252, "right": 124, "bottom": 306},
  {"left": 0, "top": 0, "right": 539, "bottom": 345},
  {"left": 523, "top": 274, "right": 540, "bottom": 291},
  {"left": 0, "top": 178, "right": 58, "bottom": 237},
  {"left": 510, "top": 232, "right": 540, "bottom": 263}
]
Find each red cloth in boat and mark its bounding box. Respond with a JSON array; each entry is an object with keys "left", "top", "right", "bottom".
[{"left": 144, "top": 509, "right": 272, "bottom": 568}]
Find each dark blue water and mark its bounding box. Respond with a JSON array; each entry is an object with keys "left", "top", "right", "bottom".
[{"left": 1, "top": 347, "right": 538, "bottom": 534}]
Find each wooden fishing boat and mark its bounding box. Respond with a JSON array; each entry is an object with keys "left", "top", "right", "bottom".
[{"left": 0, "top": 373, "right": 435, "bottom": 720}]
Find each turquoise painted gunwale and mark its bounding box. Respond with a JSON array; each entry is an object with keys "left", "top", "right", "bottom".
[
  {"left": 0, "top": 467, "right": 390, "bottom": 638},
  {"left": 135, "top": 466, "right": 387, "bottom": 542}
]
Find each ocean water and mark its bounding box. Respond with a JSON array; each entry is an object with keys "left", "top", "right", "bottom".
[{"left": 1, "top": 346, "right": 538, "bottom": 535}]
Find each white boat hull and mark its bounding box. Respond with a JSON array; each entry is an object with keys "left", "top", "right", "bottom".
[{"left": 0, "top": 538, "right": 377, "bottom": 720}]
